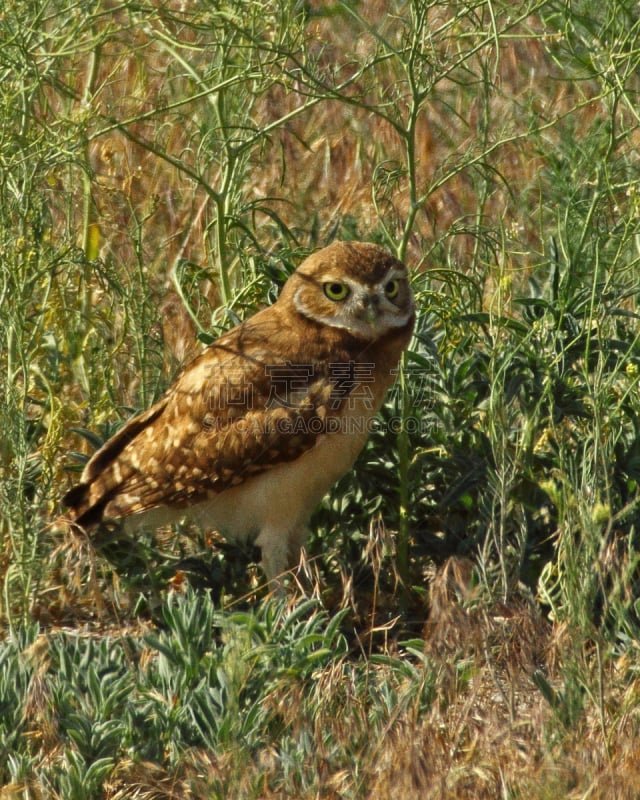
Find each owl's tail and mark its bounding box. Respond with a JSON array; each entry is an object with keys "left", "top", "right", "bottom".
[
  {"left": 63, "top": 481, "right": 110, "bottom": 528},
  {"left": 63, "top": 401, "right": 167, "bottom": 528}
]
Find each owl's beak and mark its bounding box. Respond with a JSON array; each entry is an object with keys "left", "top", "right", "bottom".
[
  {"left": 358, "top": 294, "right": 380, "bottom": 325},
  {"left": 364, "top": 308, "right": 379, "bottom": 325}
]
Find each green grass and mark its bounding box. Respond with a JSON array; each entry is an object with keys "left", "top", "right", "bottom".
[{"left": 2, "top": 0, "right": 640, "bottom": 797}]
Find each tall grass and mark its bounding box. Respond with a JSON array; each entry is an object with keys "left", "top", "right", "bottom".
[{"left": 2, "top": 0, "right": 640, "bottom": 796}]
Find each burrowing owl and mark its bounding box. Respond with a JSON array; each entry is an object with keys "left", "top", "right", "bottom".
[{"left": 64, "top": 241, "right": 415, "bottom": 583}]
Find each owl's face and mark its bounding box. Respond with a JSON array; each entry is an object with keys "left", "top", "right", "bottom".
[{"left": 282, "top": 241, "right": 414, "bottom": 340}]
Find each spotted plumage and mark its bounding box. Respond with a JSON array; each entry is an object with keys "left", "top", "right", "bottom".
[{"left": 64, "top": 241, "right": 415, "bottom": 582}]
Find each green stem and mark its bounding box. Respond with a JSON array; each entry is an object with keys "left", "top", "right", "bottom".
[
  {"left": 81, "top": 38, "right": 101, "bottom": 325},
  {"left": 396, "top": 351, "right": 411, "bottom": 606}
]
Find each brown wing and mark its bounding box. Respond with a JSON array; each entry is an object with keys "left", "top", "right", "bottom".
[{"left": 63, "top": 314, "right": 340, "bottom": 527}]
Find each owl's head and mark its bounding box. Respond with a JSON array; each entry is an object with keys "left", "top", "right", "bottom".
[{"left": 280, "top": 241, "right": 415, "bottom": 340}]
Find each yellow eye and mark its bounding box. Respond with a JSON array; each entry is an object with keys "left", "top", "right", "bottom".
[
  {"left": 385, "top": 278, "right": 400, "bottom": 299},
  {"left": 323, "top": 281, "right": 350, "bottom": 301}
]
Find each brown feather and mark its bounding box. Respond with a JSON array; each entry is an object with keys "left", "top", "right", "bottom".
[{"left": 62, "top": 241, "right": 415, "bottom": 582}]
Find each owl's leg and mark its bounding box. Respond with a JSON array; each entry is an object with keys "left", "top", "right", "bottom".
[{"left": 255, "top": 526, "right": 309, "bottom": 588}]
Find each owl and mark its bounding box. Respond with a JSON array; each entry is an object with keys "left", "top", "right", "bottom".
[{"left": 64, "top": 241, "right": 415, "bottom": 584}]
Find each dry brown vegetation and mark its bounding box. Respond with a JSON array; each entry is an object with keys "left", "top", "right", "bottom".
[
  {"left": 48, "top": 561, "right": 639, "bottom": 800},
  {"left": 3, "top": 0, "right": 640, "bottom": 798}
]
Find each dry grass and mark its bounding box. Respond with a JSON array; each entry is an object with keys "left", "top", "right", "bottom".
[
  {"left": 45, "top": 2, "right": 608, "bottom": 346},
  {"left": 35, "top": 559, "right": 635, "bottom": 800},
  {"left": 3, "top": 1, "right": 640, "bottom": 797}
]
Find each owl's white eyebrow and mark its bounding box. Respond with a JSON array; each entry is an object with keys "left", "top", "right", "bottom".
[
  {"left": 319, "top": 267, "right": 406, "bottom": 291},
  {"left": 362, "top": 269, "right": 402, "bottom": 295}
]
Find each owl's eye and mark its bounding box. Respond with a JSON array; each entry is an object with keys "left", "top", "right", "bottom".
[
  {"left": 323, "top": 281, "right": 350, "bottom": 301},
  {"left": 384, "top": 278, "right": 400, "bottom": 299}
]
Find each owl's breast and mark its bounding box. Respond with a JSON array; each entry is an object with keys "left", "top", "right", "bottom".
[{"left": 127, "top": 391, "right": 375, "bottom": 546}]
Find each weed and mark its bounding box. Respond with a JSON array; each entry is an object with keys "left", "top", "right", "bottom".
[{"left": 2, "top": 1, "right": 640, "bottom": 797}]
